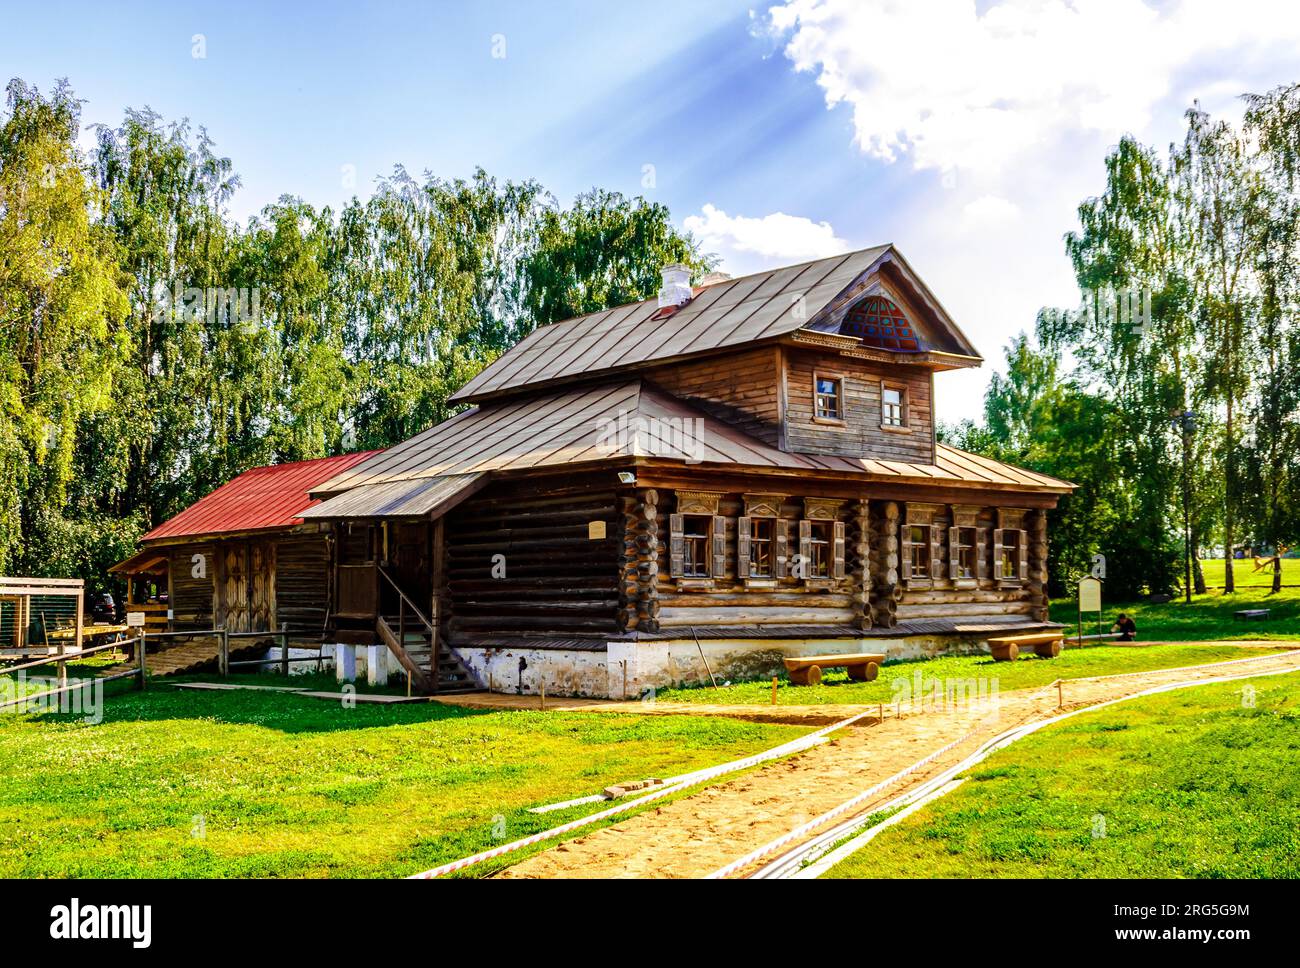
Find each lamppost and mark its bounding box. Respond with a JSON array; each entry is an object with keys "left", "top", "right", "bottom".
[{"left": 1173, "top": 410, "right": 1195, "bottom": 605}]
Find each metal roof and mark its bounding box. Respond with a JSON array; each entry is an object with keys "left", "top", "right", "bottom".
[
  {"left": 141, "top": 451, "right": 382, "bottom": 542},
  {"left": 313, "top": 380, "right": 1073, "bottom": 499},
  {"left": 300, "top": 472, "right": 488, "bottom": 520},
  {"left": 450, "top": 246, "right": 903, "bottom": 403}
]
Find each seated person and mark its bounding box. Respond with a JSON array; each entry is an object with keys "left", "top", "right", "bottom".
[{"left": 1112, "top": 613, "right": 1137, "bottom": 641}]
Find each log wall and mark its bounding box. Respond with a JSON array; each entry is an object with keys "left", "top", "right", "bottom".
[
  {"left": 644, "top": 346, "right": 782, "bottom": 446},
  {"left": 445, "top": 475, "right": 622, "bottom": 637}
]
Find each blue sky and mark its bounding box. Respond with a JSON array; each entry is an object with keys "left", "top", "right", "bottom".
[{"left": 5, "top": 0, "right": 1300, "bottom": 418}]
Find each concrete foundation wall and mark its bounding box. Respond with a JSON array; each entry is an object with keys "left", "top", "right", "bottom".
[
  {"left": 457, "top": 633, "right": 996, "bottom": 699},
  {"left": 455, "top": 647, "right": 610, "bottom": 698}
]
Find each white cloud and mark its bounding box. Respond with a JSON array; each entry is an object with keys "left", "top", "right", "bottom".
[
  {"left": 684, "top": 203, "right": 849, "bottom": 275},
  {"left": 962, "top": 194, "right": 1020, "bottom": 228},
  {"left": 764, "top": 0, "right": 1300, "bottom": 422},
  {"left": 766, "top": 0, "right": 1300, "bottom": 176}
]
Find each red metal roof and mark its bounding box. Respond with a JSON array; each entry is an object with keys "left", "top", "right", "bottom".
[{"left": 142, "top": 451, "right": 382, "bottom": 542}]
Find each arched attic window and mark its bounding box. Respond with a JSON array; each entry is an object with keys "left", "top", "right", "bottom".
[{"left": 840, "top": 295, "right": 925, "bottom": 352}]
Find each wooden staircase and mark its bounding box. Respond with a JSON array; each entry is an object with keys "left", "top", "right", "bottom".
[
  {"left": 374, "top": 566, "right": 480, "bottom": 695},
  {"left": 377, "top": 615, "right": 478, "bottom": 693}
]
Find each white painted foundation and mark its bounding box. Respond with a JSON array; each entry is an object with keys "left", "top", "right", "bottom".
[{"left": 455, "top": 632, "right": 998, "bottom": 699}]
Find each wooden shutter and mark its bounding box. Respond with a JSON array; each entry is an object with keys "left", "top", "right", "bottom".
[
  {"left": 711, "top": 515, "right": 727, "bottom": 579},
  {"left": 930, "top": 525, "right": 943, "bottom": 581},
  {"left": 798, "top": 519, "right": 812, "bottom": 578},
  {"left": 832, "top": 521, "right": 846, "bottom": 579},
  {"left": 737, "top": 517, "right": 752, "bottom": 579},
  {"left": 669, "top": 513, "right": 685, "bottom": 578},
  {"left": 976, "top": 528, "right": 989, "bottom": 582},
  {"left": 1016, "top": 528, "right": 1028, "bottom": 581},
  {"left": 774, "top": 519, "right": 790, "bottom": 578},
  {"left": 900, "top": 524, "right": 913, "bottom": 583},
  {"left": 948, "top": 526, "right": 961, "bottom": 581},
  {"left": 992, "top": 528, "right": 1004, "bottom": 579}
]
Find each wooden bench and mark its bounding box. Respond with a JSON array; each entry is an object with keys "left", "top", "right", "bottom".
[
  {"left": 987, "top": 632, "right": 1064, "bottom": 662},
  {"left": 1234, "top": 609, "right": 1271, "bottom": 621},
  {"left": 783, "top": 652, "right": 886, "bottom": 686}
]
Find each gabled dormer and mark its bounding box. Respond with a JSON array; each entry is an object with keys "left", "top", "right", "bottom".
[{"left": 449, "top": 245, "right": 982, "bottom": 466}]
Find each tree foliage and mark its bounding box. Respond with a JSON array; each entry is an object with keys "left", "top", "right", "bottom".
[{"left": 0, "top": 79, "right": 706, "bottom": 591}]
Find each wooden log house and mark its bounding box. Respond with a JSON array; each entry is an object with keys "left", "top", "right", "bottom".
[
  {"left": 111, "top": 451, "right": 381, "bottom": 642},
  {"left": 292, "top": 246, "right": 1074, "bottom": 697}
]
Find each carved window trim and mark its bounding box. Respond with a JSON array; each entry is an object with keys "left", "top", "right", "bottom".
[
  {"left": 800, "top": 498, "right": 846, "bottom": 586},
  {"left": 669, "top": 491, "right": 726, "bottom": 590},
  {"left": 739, "top": 493, "right": 786, "bottom": 588},
  {"left": 900, "top": 503, "right": 943, "bottom": 588}
]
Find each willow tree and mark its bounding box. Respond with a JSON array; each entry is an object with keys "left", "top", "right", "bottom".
[{"left": 0, "top": 79, "right": 130, "bottom": 575}]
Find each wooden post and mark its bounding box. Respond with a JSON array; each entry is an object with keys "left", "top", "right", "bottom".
[
  {"left": 622, "top": 660, "right": 628, "bottom": 701},
  {"left": 539, "top": 672, "right": 546, "bottom": 711},
  {"left": 1057, "top": 679, "right": 1063, "bottom": 709},
  {"left": 279, "top": 622, "right": 289, "bottom": 677},
  {"left": 219, "top": 627, "right": 229, "bottom": 677},
  {"left": 137, "top": 629, "right": 147, "bottom": 690},
  {"left": 74, "top": 587, "right": 84, "bottom": 657},
  {"left": 771, "top": 676, "right": 778, "bottom": 705},
  {"left": 56, "top": 636, "right": 66, "bottom": 687}
]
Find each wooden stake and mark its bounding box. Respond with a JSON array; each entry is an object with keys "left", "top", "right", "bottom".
[
  {"left": 1057, "top": 679, "right": 1063, "bottom": 708},
  {"left": 540, "top": 675, "right": 546, "bottom": 711},
  {"left": 771, "top": 677, "right": 778, "bottom": 705}
]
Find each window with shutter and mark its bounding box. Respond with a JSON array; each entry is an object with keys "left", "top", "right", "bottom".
[
  {"left": 950, "top": 526, "right": 977, "bottom": 583},
  {"left": 737, "top": 516, "right": 752, "bottom": 579},
  {"left": 1017, "top": 528, "right": 1028, "bottom": 582},
  {"left": 680, "top": 514, "right": 712, "bottom": 578},
  {"left": 976, "top": 527, "right": 989, "bottom": 581},
  {"left": 798, "top": 519, "right": 813, "bottom": 578},
  {"left": 992, "top": 528, "right": 1006, "bottom": 579},
  {"left": 903, "top": 524, "right": 931, "bottom": 583},
  {"left": 930, "top": 525, "right": 944, "bottom": 581},
  {"left": 745, "top": 517, "right": 776, "bottom": 579},
  {"left": 832, "top": 521, "right": 846, "bottom": 579},
  {"left": 669, "top": 513, "right": 685, "bottom": 578},
  {"left": 711, "top": 515, "right": 727, "bottom": 579},
  {"left": 774, "top": 519, "right": 790, "bottom": 578}
]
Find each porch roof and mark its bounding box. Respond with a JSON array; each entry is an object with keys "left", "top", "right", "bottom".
[{"left": 139, "top": 450, "right": 382, "bottom": 542}]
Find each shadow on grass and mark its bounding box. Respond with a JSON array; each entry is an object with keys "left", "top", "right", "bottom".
[{"left": 3, "top": 668, "right": 499, "bottom": 735}]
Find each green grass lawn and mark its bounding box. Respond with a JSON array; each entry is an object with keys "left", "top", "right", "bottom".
[
  {"left": 1197, "top": 556, "right": 1300, "bottom": 587},
  {"left": 1050, "top": 585, "right": 1300, "bottom": 642},
  {"left": 655, "top": 643, "right": 1286, "bottom": 706},
  {"left": 825, "top": 673, "right": 1300, "bottom": 878},
  {"left": 0, "top": 677, "right": 804, "bottom": 878}
]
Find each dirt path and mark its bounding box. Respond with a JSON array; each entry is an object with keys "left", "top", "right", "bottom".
[{"left": 494, "top": 649, "right": 1300, "bottom": 879}]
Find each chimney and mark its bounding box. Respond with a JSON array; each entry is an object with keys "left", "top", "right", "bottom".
[{"left": 657, "top": 263, "right": 693, "bottom": 309}]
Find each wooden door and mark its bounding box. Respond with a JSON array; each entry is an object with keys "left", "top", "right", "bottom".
[
  {"left": 218, "top": 543, "right": 251, "bottom": 633},
  {"left": 249, "top": 540, "right": 276, "bottom": 632}
]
